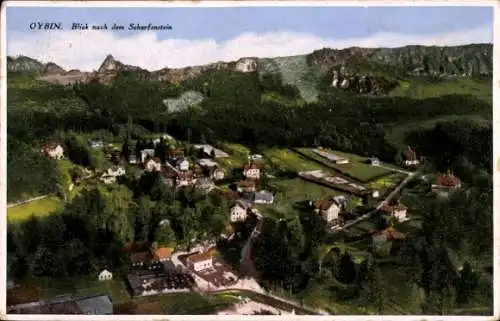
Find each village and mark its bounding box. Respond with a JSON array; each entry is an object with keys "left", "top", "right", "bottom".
[{"left": 7, "top": 133, "right": 465, "bottom": 315}]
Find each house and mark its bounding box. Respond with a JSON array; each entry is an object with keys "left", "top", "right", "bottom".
[
  {"left": 236, "top": 180, "right": 256, "bottom": 193},
  {"left": 211, "top": 168, "right": 225, "bottom": 181},
  {"left": 151, "top": 247, "right": 173, "bottom": 264},
  {"left": 431, "top": 172, "right": 462, "bottom": 197},
  {"left": 250, "top": 154, "right": 263, "bottom": 161},
  {"left": 88, "top": 140, "right": 104, "bottom": 149},
  {"left": 140, "top": 149, "right": 156, "bottom": 163},
  {"left": 144, "top": 157, "right": 162, "bottom": 172},
  {"left": 74, "top": 294, "right": 113, "bottom": 315},
  {"left": 368, "top": 157, "right": 381, "bottom": 166},
  {"left": 100, "top": 174, "right": 116, "bottom": 185},
  {"left": 129, "top": 155, "right": 137, "bottom": 164},
  {"left": 197, "top": 158, "right": 218, "bottom": 169},
  {"left": 380, "top": 203, "right": 409, "bottom": 223},
  {"left": 8, "top": 294, "right": 113, "bottom": 315},
  {"left": 371, "top": 227, "right": 407, "bottom": 244},
  {"left": 176, "top": 171, "right": 196, "bottom": 187},
  {"left": 312, "top": 198, "right": 343, "bottom": 224},
  {"left": 176, "top": 158, "right": 190, "bottom": 171},
  {"left": 130, "top": 252, "right": 150, "bottom": 267},
  {"left": 98, "top": 270, "right": 113, "bottom": 281},
  {"left": 193, "top": 144, "right": 229, "bottom": 158},
  {"left": 187, "top": 250, "right": 214, "bottom": 272},
  {"left": 168, "top": 148, "right": 185, "bottom": 159},
  {"left": 253, "top": 190, "right": 274, "bottom": 204},
  {"left": 41, "top": 143, "right": 64, "bottom": 160},
  {"left": 402, "top": 146, "right": 420, "bottom": 167},
  {"left": 106, "top": 166, "right": 126, "bottom": 177},
  {"left": 230, "top": 200, "right": 251, "bottom": 222},
  {"left": 243, "top": 162, "right": 261, "bottom": 180}
]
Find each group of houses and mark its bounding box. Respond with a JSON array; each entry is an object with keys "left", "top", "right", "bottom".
[{"left": 8, "top": 293, "right": 113, "bottom": 315}]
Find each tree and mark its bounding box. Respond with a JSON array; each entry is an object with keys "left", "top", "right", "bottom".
[
  {"left": 455, "top": 261, "right": 478, "bottom": 306},
  {"left": 338, "top": 252, "right": 357, "bottom": 284},
  {"left": 154, "top": 221, "right": 176, "bottom": 247}
]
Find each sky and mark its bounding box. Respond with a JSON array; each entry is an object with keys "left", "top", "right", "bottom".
[{"left": 6, "top": 5, "right": 494, "bottom": 71}]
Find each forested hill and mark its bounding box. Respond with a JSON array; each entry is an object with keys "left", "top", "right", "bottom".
[{"left": 7, "top": 43, "right": 492, "bottom": 102}]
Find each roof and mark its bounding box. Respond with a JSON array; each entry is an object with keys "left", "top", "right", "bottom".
[
  {"left": 198, "top": 158, "right": 218, "bottom": 168},
  {"left": 168, "top": 148, "right": 185, "bottom": 156},
  {"left": 152, "top": 247, "right": 173, "bottom": 260},
  {"left": 434, "top": 173, "right": 461, "bottom": 187},
  {"left": 244, "top": 162, "right": 260, "bottom": 171},
  {"left": 130, "top": 251, "right": 150, "bottom": 263},
  {"left": 122, "top": 241, "right": 148, "bottom": 253},
  {"left": 74, "top": 294, "right": 113, "bottom": 315},
  {"left": 234, "top": 199, "right": 252, "bottom": 209},
  {"left": 254, "top": 190, "right": 274, "bottom": 202},
  {"left": 188, "top": 250, "right": 214, "bottom": 263},
  {"left": 374, "top": 227, "right": 407, "bottom": 241},
  {"left": 403, "top": 146, "right": 417, "bottom": 161},
  {"left": 177, "top": 171, "right": 194, "bottom": 179},
  {"left": 237, "top": 180, "right": 255, "bottom": 188},
  {"left": 313, "top": 198, "right": 339, "bottom": 211}
]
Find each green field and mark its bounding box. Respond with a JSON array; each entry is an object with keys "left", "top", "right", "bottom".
[
  {"left": 294, "top": 148, "right": 394, "bottom": 183},
  {"left": 7, "top": 196, "right": 62, "bottom": 222},
  {"left": 391, "top": 77, "right": 492, "bottom": 103},
  {"left": 216, "top": 143, "right": 250, "bottom": 172},
  {"left": 263, "top": 148, "right": 324, "bottom": 173},
  {"left": 257, "top": 178, "right": 342, "bottom": 219}
]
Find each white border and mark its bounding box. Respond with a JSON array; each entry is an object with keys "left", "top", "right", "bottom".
[{"left": 1, "top": 1, "right": 498, "bottom": 320}]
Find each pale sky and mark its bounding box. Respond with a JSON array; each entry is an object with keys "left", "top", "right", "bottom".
[{"left": 6, "top": 6, "right": 494, "bottom": 71}]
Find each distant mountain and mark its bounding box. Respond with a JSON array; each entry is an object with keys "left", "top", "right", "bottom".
[{"left": 7, "top": 43, "right": 492, "bottom": 100}]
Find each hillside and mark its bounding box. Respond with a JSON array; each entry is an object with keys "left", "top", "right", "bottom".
[{"left": 7, "top": 43, "right": 493, "bottom": 103}]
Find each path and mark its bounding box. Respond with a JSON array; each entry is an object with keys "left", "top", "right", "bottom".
[
  {"left": 7, "top": 195, "right": 49, "bottom": 208},
  {"left": 331, "top": 169, "right": 421, "bottom": 232},
  {"left": 164, "top": 161, "right": 180, "bottom": 174}
]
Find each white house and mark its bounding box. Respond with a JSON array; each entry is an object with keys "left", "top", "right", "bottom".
[
  {"left": 145, "top": 157, "right": 162, "bottom": 172},
  {"left": 41, "top": 144, "right": 64, "bottom": 160},
  {"left": 212, "top": 168, "right": 225, "bottom": 181},
  {"left": 243, "top": 162, "right": 261, "bottom": 180},
  {"left": 106, "top": 166, "right": 126, "bottom": 177},
  {"left": 176, "top": 158, "right": 190, "bottom": 171},
  {"left": 140, "top": 149, "right": 156, "bottom": 163},
  {"left": 129, "top": 155, "right": 137, "bottom": 164},
  {"left": 253, "top": 190, "right": 274, "bottom": 204},
  {"left": 403, "top": 147, "right": 420, "bottom": 167},
  {"left": 313, "top": 198, "right": 342, "bottom": 224},
  {"left": 380, "top": 204, "right": 409, "bottom": 223},
  {"left": 187, "top": 251, "right": 214, "bottom": 272},
  {"left": 100, "top": 174, "right": 117, "bottom": 185},
  {"left": 230, "top": 200, "right": 250, "bottom": 222},
  {"left": 89, "top": 140, "right": 104, "bottom": 149},
  {"left": 98, "top": 269, "right": 113, "bottom": 281},
  {"left": 368, "top": 157, "right": 381, "bottom": 166}
]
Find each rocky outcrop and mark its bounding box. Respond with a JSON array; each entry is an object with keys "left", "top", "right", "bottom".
[
  {"left": 8, "top": 44, "right": 492, "bottom": 88},
  {"left": 330, "top": 66, "right": 398, "bottom": 95},
  {"left": 41, "top": 62, "right": 66, "bottom": 75},
  {"left": 309, "top": 44, "right": 492, "bottom": 78},
  {"left": 7, "top": 56, "right": 44, "bottom": 73}
]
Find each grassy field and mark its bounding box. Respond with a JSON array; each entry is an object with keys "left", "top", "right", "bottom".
[
  {"left": 257, "top": 178, "right": 342, "bottom": 219},
  {"left": 391, "top": 77, "right": 492, "bottom": 103},
  {"left": 216, "top": 143, "right": 251, "bottom": 172},
  {"left": 263, "top": 148, "right": 324, "bottom": 173},
  {"left": 7, "top": 196, "right": 62, "bottom": 223},
  {"left": 294, "top": 148, "right": 394, "bottom": 183}
]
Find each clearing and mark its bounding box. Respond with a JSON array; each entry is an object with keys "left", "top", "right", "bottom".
[
  {"left": 294, "top": 148, "right": 394, "bottom": 183},
  {"left": 7, "top": 196, "right": 62, "bottom": 223}
]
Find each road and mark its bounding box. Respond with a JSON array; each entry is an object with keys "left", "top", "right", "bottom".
[
  {"left": 7, "top": 195, "right": 49, "bottom": 208},
  {"left": 331, "top": 169, "right": 420, "bottom": 232}
]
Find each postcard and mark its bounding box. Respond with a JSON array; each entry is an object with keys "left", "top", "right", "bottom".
[{"left": 2, "top": 1, "right": 497, "bottom": 319}]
